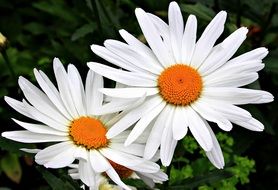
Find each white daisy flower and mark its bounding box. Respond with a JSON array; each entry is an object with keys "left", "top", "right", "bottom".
[
  {"left": 87, "top": 1, "right": 274, "bottom": 168},
  {"left": 68, "top": 163, "right": 167, "bottom": 190},
  {"left": 1, "top": 58, "right": 162, "bottom": 190}
]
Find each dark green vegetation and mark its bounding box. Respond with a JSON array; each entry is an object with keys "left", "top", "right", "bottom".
[{"left": 0, "top": 0, "right": 277, "bottom": 189}]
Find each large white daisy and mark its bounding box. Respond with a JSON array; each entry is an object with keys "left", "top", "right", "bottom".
[
  {"left": 88, "top": 1, "right": 274, "bottom": 168},
  {"left": 1, "top": 58, "right": 162, "bottom": 190}
]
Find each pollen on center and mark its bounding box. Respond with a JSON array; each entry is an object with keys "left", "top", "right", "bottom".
[
  {"left": 69, "top": 116, "right": 109, "bottom": 149},
  {"left": 158, "top": 64, "right": 203, "bottom": 106}
]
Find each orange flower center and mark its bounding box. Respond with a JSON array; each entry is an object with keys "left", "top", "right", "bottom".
[
  {"left": 69, "top": 117, "right": 109, "bottom": 149},
  {"left": 158, "top": 64, "right": 203, "bottom": 106},
  {"left": 107, "top": 160, "right": 133, "bottom": 179}
]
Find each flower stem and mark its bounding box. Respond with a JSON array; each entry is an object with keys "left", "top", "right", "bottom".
[{"left": 1, "top": 50, "right": 16, "bottom": 80}]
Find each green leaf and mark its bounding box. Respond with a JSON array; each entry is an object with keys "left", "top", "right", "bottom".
[
  {"left": 0, "top": 153, "right": 22, "bottom": 183},
  {"left": 180, "top": 3, "right": 214, "bottom": 22},
  {"left": 36, "top": 167, "right": 77, "bottom": 190},
  {"left": 71, "top": 23, "right": 96, "bottom": 41},
  {"left": 0, "top": 137, "right": 35, "bottom": 155},
  {"left": 168, "top": 170, "right": 233, "bottom": 189}
]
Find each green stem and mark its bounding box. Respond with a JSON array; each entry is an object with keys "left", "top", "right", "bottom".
[
  {"left": 1, "top": 50, "right": 16, "bottom": 80},
  {"left": 91, "top": 0, "right": 103, "bottom": 37}
]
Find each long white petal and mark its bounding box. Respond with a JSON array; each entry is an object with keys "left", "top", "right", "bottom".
[
  {"left": 12, "top": 119, "right": 67, "bottom": 136},
  {"left": 2, "top": 131, "right": 68, "bottom": 143},
  {"left": 100, "top": 148, "right": 144, "bottom": 167},
  {"left": 182, "top": 15, "right": 197, "bottom": 64},
  {"left": 106, "top": 96, "right": 162, "bottom": 139},
  {"left": 34, "top": 69, "right": 72, "bottom": 120},
  {"left": 78, "top": 160, "right": 96, "bottom": 187},
  {"left": 67, "top": 64, "right": 86, "bottom": 116},
  {"left": 99, "top": 88, "right": 158, "bottom": 99},
  {"left": 128, "top": 160, "right": 160, "bottom": 173},
  {"left": 104, "top": 40, "right": 162, "bottom": 75},
  {"left": 203, "top": 87, "right": 274, "bottom": 105},
  {"left": 88, "top": 62, "right": 157, "bottom": 87},
  {"left": 172, "top": 107, "right": 188, "bottom": 140},
  {"left": 144, "top": 106, "right": 170, "bottom": 160},
  {"left": 187, "top": 107, "right": 213, "bottom": 151},
  {"left": 85, "top": 71, "right": 103, "bottom": 114},
  {"left": 161, "top": 106, "right": 178, "bottom": 166},
  {"left": 168, "top": 1, "right": 184, "bottom": 63},
  {"left": 191, "top": 11, "right": 227, "bottom": 68},
  {"left": 191, "top": 100, "right": 233, "bottom": 131},
  {"left": 89, "top": 150, "right": 111, "bottom": 172},
  {"left": 35, "top": 141, "right": 73, "bottom": 164},
  {"left": 106, "top": 168, "right": 131, "bottom": 190},
  {"left": 44, "top": 146, "right": 75, "bottom": 168},
  {"left": 109, "top": 143, "right": 145, "bottom": 157},
  {"left": 204, "top": 120, "right": 225, "bottom": 169},
  {"left": 5, "top": 96, "right": 33, "bottom": 118},
  {"left": 125, "top": 101, "right": 166, "bottom": 146},
  {"left": 233, "top": 118, "right": 264, "bottom": 131},
  {"left": 135, "top": 8, "right": 174, "bottom": 67},
  {"left": 199, "top": 27, "right": 248, "bottom": 75}
]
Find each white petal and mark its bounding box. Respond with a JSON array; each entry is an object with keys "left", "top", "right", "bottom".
[
  {"left": 93, "top": 96, "right": 145, "bottom": 115},
  {"left": 172, "top": 107, "right": 188, "bottom": 140},
  {"left": 226, "top": 47, "right": 268, "bottom": 66},
  {"left": 191, "top": 11, "right": 227, "bottom": 68},
  {"left": 191, "top": 100, "right": 233, "bottom": 131},
  {"left": 233, "top": 118, "right": 264, "bottom": 131},
  {"left": 135, "top": 8, "right": 174, "bottom": 67},
  {"left": 125, "top": 101, "right": 166, "bottom": 146},
  {"left": 5, "top": 96, "right": 33, "bottom": 118},
  {"left": 203, "top": 87, "right": 274, "bottom": 105},
  {"left": 201, "top": 98, "right": 252, "bottom": 122},
  {"left": 182, "top": 15, "right": 197, "bottom": 64},
  {"left": 12, "top": 119, "right": 67, "bottom": 136},
  {"left": 91, "top": 44, "right": 144, "bottom": 73},
  {"left": 99, "top": 88, "right": 158, "bottom": 99},
  {"left": 160, "top": 106, "right": 177, "bottom": 166},
  {"left": 78, "top": 160, "right": 96, "bottom": 187},
  {"left": 205, "top": 73, "right": 259, "bottom": 87},
  {"left": 187, "top": 107, "right": 213, "bottom": 151},
  {"left": 168, "top": 1, "right": 184, "bottom": 63},
  {"left": 2, "top": 131, "right": 68, "bottom": 143},
  {"left": 100, "top": 148, "right": 144, "bottom": 167},
  {"left": 18, "top": 77, "right": 70, "bottom": 125},
  {"left": 87, "top": 62, "right": 156, "bottom": 87},
  {"left": 85, "top": 71, "right": 103, "bottom": 114},
  {"left": 67, "top": 64, "right": 86, "bottom": 116},
  {"left": 54, "top": 62, "right": 79, "bottom": 118},
  {"left": 22, "top": 100, "right": 68, "bottom": 131},
  {"left": 136, "top": 172, "right": 155, "bottom": 188},
  {"left": 128, "top": 160, "right": 160, "bottom": 173},
  {"left": 119, "top": 29, "right": 162, "bottom": 69},
  {"left": 199, "top": 27, "right": 248, "bottom": 75},
  {"left": 20, "top": 148, "right": 41, "bottom": 154},
  {"left": 203, "top": 120, "right": 224, "bottom": 169},
  {"left": 106, "top": 96, "right": 162, "bottom": 139},
  {"left": 144, "top": 106, "right": 170, "bottom": 160},
  {"left": 109, "top": 143, "right": 145, "bottom": 157},
  {"left": 89, "top": 150, "right": 111, "bottom": 172},
  {"left": 34, "top": 69, "right": 72, "bottom": 120},
  {"left": 44, "top": 146, "right": 75, "bottom": 168},
  {"left": 104, "top": 40, "right": 162, "bottom": 75},
  {"left": 74, "top": 146, "right": 88, "bottom": 161},
  {"left": 105, "top": 168, "right": 131, "bottom": 190},
  {"left": 35, "top": 141, "right": 73, "bottom": 164}
]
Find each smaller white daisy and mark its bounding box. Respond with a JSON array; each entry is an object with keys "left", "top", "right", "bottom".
[
  {"left": 2, "top": 58, "right": 162, "bottom": 190},
  {"left": 68, "top": 162, "right": 167, "bottom": 190}
]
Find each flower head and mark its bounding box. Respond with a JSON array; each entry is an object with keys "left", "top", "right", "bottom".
[
  {"left": 0, "top": 32, "right": 8, "bottom": 52},
  {"left": 2, "top": 58, "right": 164, "bottom": 189},
  {"left": 88, "top": 1, "right": 274, "bottom": 168}
]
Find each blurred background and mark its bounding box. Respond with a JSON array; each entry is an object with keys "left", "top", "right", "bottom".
[{"left": 0, "top": 0, "right": 277, "bottom": 189}]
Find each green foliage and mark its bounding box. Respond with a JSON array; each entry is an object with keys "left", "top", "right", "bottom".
[{"left": 0, "top": 0, "right": 277, "bottom": 189}]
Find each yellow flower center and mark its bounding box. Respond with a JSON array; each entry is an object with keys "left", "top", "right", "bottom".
[
  {"left": 158, "top": 64, "right": 203, "bottom": 106},
  {"left": 69, "top": 117, "right": 109, "bottom": 149}
]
